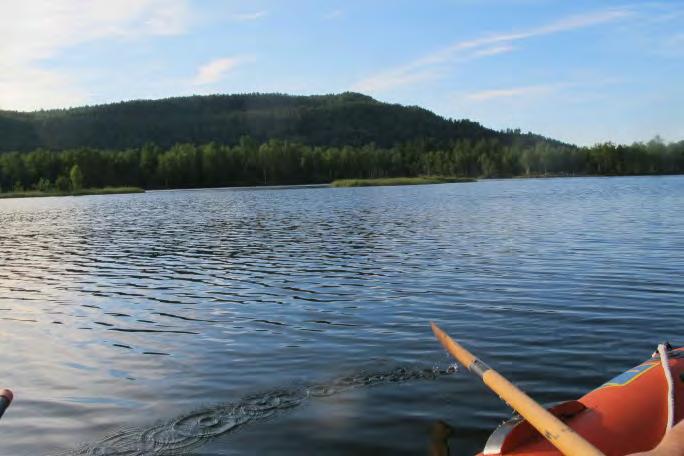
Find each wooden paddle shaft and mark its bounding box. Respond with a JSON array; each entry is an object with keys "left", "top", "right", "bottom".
[{"left": 431, "top": 323, "right": 604, "bottom": 456}]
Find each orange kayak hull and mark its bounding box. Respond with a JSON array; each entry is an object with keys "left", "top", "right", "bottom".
[{"left": 478, "top": 347, "right": 684, "bottom": 456}]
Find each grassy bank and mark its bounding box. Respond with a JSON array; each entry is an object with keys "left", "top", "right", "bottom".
[
  {"left": 0, "top": 187, "right": 144, "bottom": 199},
  {"left": 330, "top": 176, "right": 476, "bottom": 187}
]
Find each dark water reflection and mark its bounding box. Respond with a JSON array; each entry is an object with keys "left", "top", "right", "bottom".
[{"left": 0, "top": 176, "right": 682, "bottom": 455}]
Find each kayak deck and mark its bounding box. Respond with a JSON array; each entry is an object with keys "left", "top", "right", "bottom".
[{"left": 478, "top": 347, "right": 684, "bottom": 455}]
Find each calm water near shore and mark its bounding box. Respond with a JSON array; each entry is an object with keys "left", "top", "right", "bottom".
[{"left": 0, "top": 176, "right": 682, "bottom": 455}]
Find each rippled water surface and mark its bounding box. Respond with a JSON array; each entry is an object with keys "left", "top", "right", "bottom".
[{"left": 1, "top": 176, "right": 682, "bottom": 455}]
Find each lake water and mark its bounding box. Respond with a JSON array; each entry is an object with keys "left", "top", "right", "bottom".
[{"left": 0, "top": 176, "right": 682, "bottom": 455}]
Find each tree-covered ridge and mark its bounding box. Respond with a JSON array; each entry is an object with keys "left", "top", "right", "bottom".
[
  {"left": 1, "top": 92, "right": 680, "bottom": 193},
  {"left": 1, "top": 138, "right": 681, "bottom": 193},
  {"left": 0, "top": 92, "right": 566, "bottom": 151}
]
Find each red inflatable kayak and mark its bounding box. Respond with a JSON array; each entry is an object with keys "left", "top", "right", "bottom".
[{"left": 478, "top": 346, "right": 684, "bottom": 456}]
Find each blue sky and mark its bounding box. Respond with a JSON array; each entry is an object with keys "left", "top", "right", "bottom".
[{"left": 1, "top": 0, "right": 682, "bottom": 145}]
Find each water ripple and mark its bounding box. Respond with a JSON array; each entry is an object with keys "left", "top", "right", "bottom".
[
  {"left": 66, "top": 366, "right": 456, "bottom": 456},
  {"left": 0, "top": 177, "right": 682, "bottom": 455}
]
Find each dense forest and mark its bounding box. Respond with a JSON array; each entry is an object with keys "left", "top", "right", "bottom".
[
  {"left": 0, "top": 92, "right": 681, "bottom": 192},
  {"left": 1, "top": 137, "right": 682, "bottom": 192},
  {"left": 0, "top": 92, "right": 564, "bottom": 151}
]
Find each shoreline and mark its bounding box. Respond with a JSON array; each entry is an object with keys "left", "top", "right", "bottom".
[
  {"left": 330, "top": 177, "right": 476, "bottom": 187},
  {"left": 0, "top": 187, "right": 144, "bottom": 200},
  {"left": 1, "top": 174, "right": 681, "bottom": 200}
]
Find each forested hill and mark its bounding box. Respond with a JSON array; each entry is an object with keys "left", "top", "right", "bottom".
[{"left": 0, "top": 92, "right": 565, "bottom": 152}]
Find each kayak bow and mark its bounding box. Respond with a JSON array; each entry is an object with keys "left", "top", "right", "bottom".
[
  {"left": 432, "top": 322, "right": 684, "bottom": 455},
  {"left": 431, "top": 322, "right": 604, "bottom": 456},
  {"left": 478, "top": 345, "right": 684, "bottom": 456}
]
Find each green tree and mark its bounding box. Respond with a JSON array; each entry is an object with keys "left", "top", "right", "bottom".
[
  {"left": 70, "top": 164, "right": 84, "bottom": 190},
  {"left": 0, "top": 135, "right": 683, "bottom": 193},
  {"left": 55, "top": 175, "right": 70, "bottom": 191},
  {"left": 36, "top": 177, "right": 52, "bottom": 192}
]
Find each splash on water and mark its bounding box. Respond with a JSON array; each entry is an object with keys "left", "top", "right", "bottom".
[{"left": 65, "top": 365, "right": 456, "bottom": 456}]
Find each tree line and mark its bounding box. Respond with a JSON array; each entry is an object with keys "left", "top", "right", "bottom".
[
  {"left": 0, "top": 92, "right": 565, "bottom": 152},
  {"left": 1, "top": 137, "right": 682, "bottom": 192}
]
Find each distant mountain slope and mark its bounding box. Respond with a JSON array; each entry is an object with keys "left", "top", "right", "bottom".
[{"left": 0, "top": 92, "right": 569, "bottom": 152}]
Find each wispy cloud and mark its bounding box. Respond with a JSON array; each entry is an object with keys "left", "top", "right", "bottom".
[
  {"left": 230, "top": 11, "right": 269, "bottom": 22},
  {"left": 0, "top": 0, "right": 190, "bottom": 110},
  {"left": 192, "top": 56, "right": 254, "bottom": 85},
  {"left": 652, "top": 32, "right": 684, "bottom": 57},
  {"left": 470, "top": 44, "right": 515, "bottom": 58},
  {"left": 462, "top": 77, "right": 625, "bottom": 103},
  {"left": 352, "top": 8, "right": 631, "bottom": 93},
  {"left": 466, "top": 83, "right": 563, "bottom": 101},
  {"left": 354, "top": 70, "right": 440, "bottom": 93},
  {"left": 351, "top": 61, "right": 443, "bottom": 93},
  {"left": 0, "top": 66, "right": 85, "bottom": 112},
  {"left": 324, "top": 9, "right": 344, "bottom": 20}
]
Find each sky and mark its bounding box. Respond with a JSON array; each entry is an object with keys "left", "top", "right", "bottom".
[{"left": 0, "top": 0, "right": 682, "bottom": 146}]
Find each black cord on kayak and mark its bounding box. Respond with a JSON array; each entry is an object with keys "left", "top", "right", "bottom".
[{"left": 0, "top": 389, "right": 13, "bottom": 420}]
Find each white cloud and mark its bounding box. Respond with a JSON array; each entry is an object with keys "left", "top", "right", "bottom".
[
  {"left": 461, "top": 77, "right": 623, "bottom": 103},
  {"left": 352, "top": 8, "right": 631, "bottom": 93},
  {"left": 192, "top": 56, "right": 254, "bottom": 85},
  {"left": 230, "top": 11, "right": 269, "bottom": 21},
  {"left": 466, "top": 84, "right": 561, "bottom": 101},
  {"left": 324, "top": 9, "right": 344, "bottom": 20},
  {"left": 0, "top": 66, "right": 86, "bottom": 111},
  {"left": 654, "top": 32, "right": 684, "bottom": 57},
  {"left": 470, "top": 44, "right": 515, "bottom": 58},
  {"left": 0, "top": 0, "right": 190, "bottom": 110},
  {"left": 351, "top": 69, "right": 440, "bottom": 93}
]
